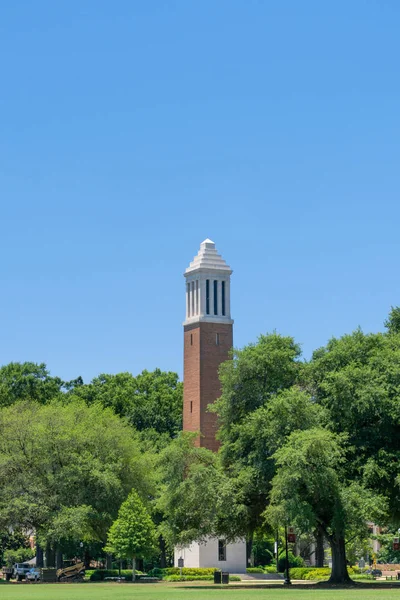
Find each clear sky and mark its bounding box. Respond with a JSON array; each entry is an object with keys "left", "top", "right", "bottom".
[{"left": 1, "top": 1, "right": 399, "bottom": 382}]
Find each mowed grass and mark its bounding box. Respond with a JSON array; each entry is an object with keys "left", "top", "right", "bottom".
[{"left": 1, "top": 583, "right": 400, "bottom": 600}]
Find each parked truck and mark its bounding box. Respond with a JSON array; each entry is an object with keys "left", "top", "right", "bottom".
[{"left": 2, "top": 562, "right": 32, "bottom": 581}]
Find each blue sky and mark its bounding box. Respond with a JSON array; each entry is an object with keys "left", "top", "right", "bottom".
[{"left": 1, "top": 1, "right": 399, "bottom": 382}]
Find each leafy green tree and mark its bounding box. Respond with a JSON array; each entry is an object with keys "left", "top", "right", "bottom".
[
  {"left": 0, "top": 400, "right": 151, "bottom": 564},
  {"left": 307, "top": 327, "right": 400, "bottom": 520},
  {"left": 211, "top": 334, "right": 319, "bottom": 555},
  {"left": 105, "top": 490, "right": 156, "bottom": 581},
  {"left": 266, "top": 428, "right": 386, "bottom": 583},
  {"left": 157, "top": 433, "right": 221, "bottom": 548},
  {"left": 0, "top": 529, "right": 31, "bottom": 566},
  {"left": 0, "top": 362, "right": 75, "bottom": 407},
  {"left": 384, "top": 306, "right": 400, "bottom": 334},
  {"left": 71, "top": 369, "right": 182, "bottom": 438}
]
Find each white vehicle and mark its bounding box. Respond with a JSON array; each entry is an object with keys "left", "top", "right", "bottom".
[
  {"left": 13, "top": 563, "right": 31, "bottom": 581},
  {"left": 26, "top": 567, "right": 40, "bottom": 582}
]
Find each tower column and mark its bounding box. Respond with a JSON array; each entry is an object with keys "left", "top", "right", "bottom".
[{"left": 209, "top": 278, "right": 214, "bottom": 316}]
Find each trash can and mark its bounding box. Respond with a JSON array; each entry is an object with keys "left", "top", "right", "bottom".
[
  {"left": 214, "top": 570, "right": 222, "bottom": 584},
  {"left": 222, "top": 572, "right": 229, "bottom": 584}
]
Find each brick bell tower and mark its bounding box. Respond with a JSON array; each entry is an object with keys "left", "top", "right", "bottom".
[{"left": 183, "top": 239, "right": 233, "bottom": 451}]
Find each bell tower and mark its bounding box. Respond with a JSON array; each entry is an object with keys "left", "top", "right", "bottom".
[{"left": 183, "top": 239, "right": 233, "bottom": 451}]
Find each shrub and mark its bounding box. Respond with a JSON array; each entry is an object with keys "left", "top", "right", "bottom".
[
  {"left": 304, "top": 568, "right": 331, "bottom": 580},
  {"left": 246, "top": 567, "right": 264, "bottom": 573},
  {"left": 290, "top": 567, "right": 316, "bottom": 580},
  {"left": 264, "top": 565, "right": 279, "bottom": 573},
  {"left": 149, "top": 567, "right": 217, "bottom": 579},
  {"left": 278, "top": 551, "right": 305, "bottom": 572},
  {"left": 164, "top": 574, "right": 241, "bottom": 582},
  {"left": 87, "top": 569, "right": 143, "bottom": 581}
]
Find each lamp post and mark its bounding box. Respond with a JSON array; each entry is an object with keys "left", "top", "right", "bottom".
[{"left": 284, "top": 525, "right": 291, "bottom": 585}]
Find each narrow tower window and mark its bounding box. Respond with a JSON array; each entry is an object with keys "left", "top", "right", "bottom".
[
  {"left": 191, "top": 281, "right": 195, "bottom": 316},
  {"left": 214, "top": 280, "right": 218, "bottom": 315},
  {"left": 206, "top": 280, "right": 210, "bottom": 314},
  {"left": 190, "top": 401, "right": 193, "bottom": 413},
  {"left": 187, "top": 283, "right": 190, "bottom": 317},
  {"left": 221, "top": 281, "right": 226, "bottom": 316},
  {"left": 190, "top": 333, "right": 193, "bottom": 345},
  {"left": 216, "top": 333, "right": 220, "bottom": 346},
  {"left": 218, "top": 540, "right": 227, "bottom": 561},
  {"left": 195, "top": 280, "right": 199, "bottom": 315}
]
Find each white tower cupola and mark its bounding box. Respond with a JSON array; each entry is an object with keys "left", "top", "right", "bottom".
[{"left": 184, "top": 239, "right": 233, "bottom": 326}]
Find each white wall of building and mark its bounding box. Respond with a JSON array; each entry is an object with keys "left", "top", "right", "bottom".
[{"left": 174, "top": 538, "right": 247, "bottom": 573}]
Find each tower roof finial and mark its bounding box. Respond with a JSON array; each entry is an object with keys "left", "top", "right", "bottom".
[{"left": 185, "top": 239, "right": 232, "bottom": 275}]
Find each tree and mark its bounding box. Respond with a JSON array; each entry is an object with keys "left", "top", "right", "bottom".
[
  {"left": 0, "top": 400, "right": 151, "bottom": 564},
  {"left": 105, "top": 490, "right": 156, "bottom": 581},
  {"left": 71, "top": 369, "right": 183, "bottom": 438},
  {"left": 0, "top": 362, "right": 74, "bottom": 407},
  {"left": 307, "top": 326, "right": 400, "bottom": 520},
  {"left": 157, "top": 433, "right": 219, "bottom": 547},
  {"left": 384, "top": 306, "right": 400, "bottom": 334},
  {"left": 266, "top": 428, "right": 386, "bottom": 584}
]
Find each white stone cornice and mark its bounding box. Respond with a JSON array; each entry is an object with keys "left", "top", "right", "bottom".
[{"left": 183, "top": 316, "right": 234, "bottom": 327}]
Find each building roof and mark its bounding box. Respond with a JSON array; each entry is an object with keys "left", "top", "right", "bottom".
[{"left": 185, "top": 239, "right": 232, "bottom": 275}]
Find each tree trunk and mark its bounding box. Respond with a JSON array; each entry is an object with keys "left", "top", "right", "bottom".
[
  {"left": 84, "top": 548, "right": 91, "bottom": 570},
  {"left": 55, "top": 548, "right": 63, "bottom": 570},
  {"left": 159, "top": 535, "right": 167, "bottom": 568},
  {"left": 315, "top": 529, "right": 325, "bottom": 568},
  {"left": 132, "top": 557, "right": 136, "bottom": 582},
  {"left": 45, "top": 543, "right": 55, "bottom": 568},
  {"left": 36, "top": 543, "right": 44, "bottom": 568},
  {"left": 246, "top": 533, "right": 254, "bottom": 567},
  {"left": 106, "top": 553, "right": 112, "bottom": 569},
  {"left": 328, "top": 535, "right": 351, "bottom": 584}
]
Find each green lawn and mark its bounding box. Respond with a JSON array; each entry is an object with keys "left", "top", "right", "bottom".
[{"left": 1, "top": 583, "right": 400, "bottom": 600}]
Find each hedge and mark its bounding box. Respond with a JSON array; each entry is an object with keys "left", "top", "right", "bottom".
[
  {"left": 290, "top": 567, "right": 359, "bottom": 581},
  {"left": 164, "top": 574, "right": 241, "bottom": 582},
  {"left": 148, "top": 567, "right": 217, "bottom": 578},
  {"left": 85, "top": 569, "right": 143, "bottom": 581}
]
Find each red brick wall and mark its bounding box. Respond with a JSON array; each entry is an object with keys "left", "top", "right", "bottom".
[{"left": 183, "top": 321, "right": 233, "bottom": 452}]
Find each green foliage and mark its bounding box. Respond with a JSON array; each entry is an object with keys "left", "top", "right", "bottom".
[
  {"left": 375, "top": 530, "right": 400, "bottom": 563},
  {"left": 104, "top": 490, "right": 156, "bottom": 561},
  {"left": 303, "top": 568, "right": 331, "bottom": 580},
  {"left": 164, "top": 575, "right": 213, "bottom": 581},
  {"left": 384, "top": 306, "right": 400, "bottom": 335},
  {"left": 0, "top": 400, "right": 149, "bottom": 548},
  {"left": 86, "top": 569, "right": 143, "bottom": 581},
  {"left": 246, "top": 567, "right": 264, "bottom": 573},
  {"left": 157, "top": 433, "right": 223, "bottom": 546},
  {"left": 0, "top": 362, "right": 72, "bottom": 408},
  {"left": 289, "top": 567, "right": 360, "bottom": 580},
  {"left": 163, "top": 574, "right": 241, "bottom": 581},
  {"left": 277, "top": 551, "right": 304, "bottom": 572},
  {"left": 264, "top": 565, "right": 279, "bottom": 573},
  {"left": 289, "top": 567, "right": 317, "bottom": 579},
  {"left": 0, "top": 530, "right": 30, "bottom": 566},
  {"left": 71, "top": 369, "right": 182, "bottom": 438},
  {"left": 156, "top": 567, "right": 217, "bottom": 576},
  {"left": 3, "top": 546, "right": 35, "bottom": 566},
  {"left": 215, "top": 333, "right": 302, "bottom": 430},
  {"left": 266, "top": 427, "right": 387, "bottom": 583},
  {"left": 210, "top": 335, "right": 310, "bottom": 542},
  {"left": 308, "top": 328, "right": 400, "bottom": 519}
]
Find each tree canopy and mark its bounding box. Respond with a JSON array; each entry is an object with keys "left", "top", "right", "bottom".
[{"left": 0, "top": 400, "right": 150, "bottom": 554}]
